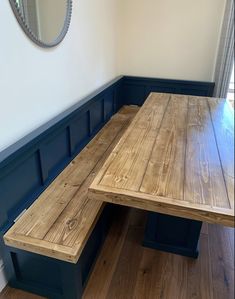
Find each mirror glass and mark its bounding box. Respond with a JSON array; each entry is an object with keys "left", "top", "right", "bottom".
[{"left": 9, "top": 0, "right": 72, "bottom": 47}]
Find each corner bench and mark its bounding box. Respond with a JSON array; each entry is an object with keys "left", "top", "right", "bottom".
[{"left": 3, "top": 106, "right": 138, "bottom": 299}]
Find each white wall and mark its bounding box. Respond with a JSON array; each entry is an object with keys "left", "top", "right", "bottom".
[
  {"left": 0, "top": 0, "right": 119, "bottom": 152},
  {"left": 0, "top": 0, "right": 227, "bottom": 159},
  {"left": 117, "top": 0, "right": 226, "bottom": 81}
]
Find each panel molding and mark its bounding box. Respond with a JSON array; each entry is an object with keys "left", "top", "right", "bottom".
[
  {"left": 122, "top": 76, "right": 215, "bottom": 106},
  {"left": 0, "top": 77, "right": 124, "bottom": 233}
]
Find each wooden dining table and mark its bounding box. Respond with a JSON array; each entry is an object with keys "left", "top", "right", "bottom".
[{"left": 88, "top": 92, "right": 234, "bottom": 258}]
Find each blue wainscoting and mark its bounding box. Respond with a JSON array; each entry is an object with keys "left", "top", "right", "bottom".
[
  {"left": 122, "top": 76, "right": 215, "bottom": 106},
  {"left": 0, "top": 76, "right": 123, "bottom": 234},
  {"left": 0, "top": 75, "right": 214, "bottom": 264}
]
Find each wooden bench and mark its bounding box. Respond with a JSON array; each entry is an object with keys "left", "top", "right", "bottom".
[{"left": 3, "top": 106, "right": 138, "bottom": 299}]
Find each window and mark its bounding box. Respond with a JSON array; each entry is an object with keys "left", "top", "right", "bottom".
[{"left": 227, "top": 62, "right": 234, "bottom": 108}]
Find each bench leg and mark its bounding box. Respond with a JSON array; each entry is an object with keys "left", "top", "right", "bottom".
[{"left": 143, "top": 212, "right": 202, "bottom": 258}]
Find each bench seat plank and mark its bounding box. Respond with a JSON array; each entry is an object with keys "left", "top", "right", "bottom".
[{"left": 4, "top": 106, "right": 138, "bottom": 263}]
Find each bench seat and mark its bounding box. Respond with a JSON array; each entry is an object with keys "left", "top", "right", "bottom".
[
  {"left": 4, "top": 106, "right": 137, "bottom": 264},
  {"left": 2, "top": 106, "right": 138, "bottom": 299}
]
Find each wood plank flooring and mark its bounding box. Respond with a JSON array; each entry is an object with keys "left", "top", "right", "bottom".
[{"left": 1, "top": 207, "right": 234, "bottom": 299}]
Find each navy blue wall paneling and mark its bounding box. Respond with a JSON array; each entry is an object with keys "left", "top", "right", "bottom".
[
  {"left": 40, "top": 128, "right": 71, "bottom": 182},
  {"left": 0, "top": 77, "right": 122, "bottom": 232},
  {"left": 123, "top": 76, "right": 215, "bottom": 106},
  {"left": 0, "top": 153, "right": 42, "bottom": 230},
  {"left": 114, "top": 80, "right": 124, "bottom": 112},
  {"left": 123, "top": 84, "right": 146, "bottom": 106},
  {"left": 70, "top": 111, "right": 90, "bottom": 155},
  {"left": 104, "top": 90, "right": 115, "bottom": 121},
  {"left": 90, "top": 98, "right": 105, "bottom": 134}
]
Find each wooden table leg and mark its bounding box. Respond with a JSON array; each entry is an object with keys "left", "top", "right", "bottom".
[{"left": 143, "top": 212, "right": 202, "bottom": 258}]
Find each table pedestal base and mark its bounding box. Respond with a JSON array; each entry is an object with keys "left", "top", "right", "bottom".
[{"left": 143, "top": 212, "right": 202, "bottom": 258}]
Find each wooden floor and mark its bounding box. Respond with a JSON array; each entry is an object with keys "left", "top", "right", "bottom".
[{"left": 0, "top": 207, "right": 234, "bottom": 299}]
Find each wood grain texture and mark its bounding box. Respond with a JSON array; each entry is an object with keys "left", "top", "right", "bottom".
[
  {"left": 185, "top": 97, "right": 228, "bottom": 208},
  {"left": 208, "top": 224, "right": 234, "bottom": 299},
  {"left": 1, "top": 209, "right": 234, "bottom": 299},
  {"left": 207, "top": 98, "right": 234, "bottom": 209},
  {"left": 140, "top": 94, "right": 188, "bottom": 199},
  {"left": 82, "top": 206, "right": 131, "bottom": 299},
  {"left": 105, "top": 225, "right": 144, "bottom": 299},
  {"left": 89, "top": 93, "right": 234, "bottom": 227},
  {"left": 3, "top": 106, "right": 138, "bottom": 263},
  {"left": 0, "top": 287, "right": 44, "bottom": 299},
  {"left": 100, "top": 93, "right": 169, "bottom": 191}
]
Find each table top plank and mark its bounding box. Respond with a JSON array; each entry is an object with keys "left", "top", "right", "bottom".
[
  {"left": 208, "top": 98, "right": 234, "bottom": 209},
  {"left": 99, "top": 93, "right": 170, "bottom": 192},
  {"left": 140, "top": 94, "right": 188, "bottom": 200},
  {"left": 89, "top": 93, "right": 234, "bottom": 227},
  {"left": 89, "top": 185, "right": 234, "bottom": 226},
  {"left": 184, "top": 97, "right": 229, "bottom": 208}
]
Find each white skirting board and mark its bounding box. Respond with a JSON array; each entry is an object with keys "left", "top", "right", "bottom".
[{"left": 0, "top": 260, "right": 7, "bottom": 292}]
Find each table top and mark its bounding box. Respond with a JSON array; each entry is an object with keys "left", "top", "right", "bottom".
[{"left": 89, "top": 93, "right": 234, "bottom": 227}]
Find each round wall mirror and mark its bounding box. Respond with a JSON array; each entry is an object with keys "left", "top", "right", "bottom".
[{"left": 9, "top": 0, "right": 72, "bottom": 48}]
